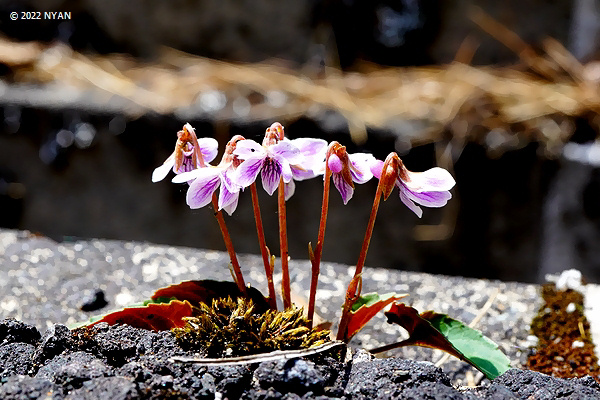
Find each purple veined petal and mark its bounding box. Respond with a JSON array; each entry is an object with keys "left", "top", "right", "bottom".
[
  {"left": 332, "top": 172, "right": 354, "bottom": 205},
  {"left": 401, "top": 182, "right": 452, "bottom": 208},
  {"left": 218, "top": 180, "right": 240, "bottom": 214},
  {"left": 171, "top": 167, "right": 208, "bottom": 184},
  {"left": 328, "top": 154, "right": 343, "bottom": 174},
  {"left": 233, "top": 139, "right": 265, "bottom": 159},
  {"left": 398, "top": 185, "right": 423, "bottom": 218},
  {"left": 235, "top": 155, "right": 266, "bottom": 188},
  {"left": 152, "top": 154, "right": 175, "bottom": 182},
  {"left": 291, "top": 164, "right": 318, "bottom": 181},
  {"left": 403, "top": 167, "right": 456, "bottom": 193},
  {"left": 186, "top": 173, "right": 221, "bottom": 209},
  {"left": 197, "top": 137, "right": 219, "bottom": 163},
  {"left": 221, "top": 193, "right": 240, "bottom": 216},
  {"left": 177, "top": 154, "right": 199, "bottom": 174},
  {"left": 370, "top": 159, "right": 384, "bottom": 180},
  {"left": 271, "top": 141, "right": 302, "bottom": 164},
  {"left": 261, "top": 157, "right": 283, "bottom": 195},
  {"left": 349, "top": 153, "right": 375, "bottom": 184},
  {"left": 284, "top": 179, "right": 296, "bottom": 201}
]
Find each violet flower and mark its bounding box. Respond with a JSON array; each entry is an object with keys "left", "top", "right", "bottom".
[
  {"left": 172, "top": 136, "right": 245, "bottom": 216},
  {"left": 371, "top": 154, "right": 455, "bottom": 218},
  {"left": 152, "top": 123, "right": 218, "bottom": 183},
  {"left": 324, "top": 142, "right": 375, "bottom": 205},
  {"left": 233, "top": 123, "right": 304, "bottom": 196}
]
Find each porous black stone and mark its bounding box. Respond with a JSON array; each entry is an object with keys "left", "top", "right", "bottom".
[{"left": 0, "top": 318, "right": 41, "bottom": 345}]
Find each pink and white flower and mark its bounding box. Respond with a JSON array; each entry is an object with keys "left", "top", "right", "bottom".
[
  {"left": 370, "top": 153, "right": 455, "bottom": 217},
  {"left": 173, "top": 135, "right": 245, "bottom": 216},
  {"left": 151, "top": 123, "right": 218, "bottom": 183}
]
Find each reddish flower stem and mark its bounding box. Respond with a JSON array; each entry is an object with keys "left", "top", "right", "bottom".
[
  {"left": 307, "top": 165, "right": 332, "bottom": 327},
  {"left": 336, "top": 182, "right": 384, "bottom": 341},
  {"left": 250, "top": 183, "right": 277, "bottom": 310},
  {"left": 278, "top": 178, "right": 292, "bottom": 309},
  {"left": 211, "top": 193, "right": 247, "bottom": 296}
]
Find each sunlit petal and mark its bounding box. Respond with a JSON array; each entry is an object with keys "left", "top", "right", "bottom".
[
  {"left": 271, "top": 141, "right": 302, "bottom": 164},
  {"left": 152, "top": 155, "right": 175, "bottom": 182},
  {"left": 197, "top": 137, "right": 219, "bottom": 163},
  {"left": 403, "top": 167, "right": 456, "bottom": 193},
  {"left": 172, "top": 168, "right": 206, "bottom": 184},
  {"left": 349, "top": 153, "right": 375, "bottom": 184},
  {"left": 233, "top": 140, "right": 265, "bottom": 159}
]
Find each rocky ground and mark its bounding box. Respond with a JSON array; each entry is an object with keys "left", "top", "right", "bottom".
[
  {"left": 1, "top": 319, "right": 600, "bottom": 399},
  {"left": 1, "top": 228, "right": 600, "bottom": 398}
]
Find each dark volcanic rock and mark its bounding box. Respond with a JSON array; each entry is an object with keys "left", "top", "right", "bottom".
[
  {"left": 344, "top": 350, "right": 461, "bottom": 400},
  {"left": 254, "top": 359, "right": 328, "bottom": 395},
  {"left": 35, "top": 351, "right": 111, "bottom": 393},
  {"left": 33, "top": 324, "right": 71, "bottom": 364},
  {"left": 0, "top": 343, "right": 36, "bottom": 378},
  {"left": 0, "top": 319, "right": 600, "bottom": 399},
  {"left": 65, "top": 377, "right": 138, "bottom": 400},
  {"left": 0, "top": 376, "right": 60, "bottom": 400},
  {"left": 0, "top": 318, "right": 41, "bottom": 345}
]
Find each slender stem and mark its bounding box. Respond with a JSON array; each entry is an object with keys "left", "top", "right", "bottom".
[
  {"left": 278, "top": 177, "right": 291, "bottom": 309},
  {"left": 308, "top": 166, "right": 332, "bottom": 326},
  {"left": 250, "top": 183, "right": 277, "bottom": 310},
  {"left": 211, "top": 193, "right": 247, "bottom": 296},
  {"left": 336, "top": 182, "right": 384, "bottom": 341}
]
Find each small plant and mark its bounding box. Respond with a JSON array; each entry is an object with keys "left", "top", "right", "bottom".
[{"left": 79, "top": 122, "right": 510, "bottom": 380}]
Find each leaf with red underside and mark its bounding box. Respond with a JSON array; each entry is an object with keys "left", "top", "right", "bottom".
[
  {"left": 379, "top": 302, "right": 511, "bottom": 380},
  {"left": 151, "top": 280, "right": 270, "bottom": 313},
  {"left": 86, "top": 300, "right": 194, "bottom": 331},
  {"left": 346, "top": 292, "right": 408, "bottom": 340}
]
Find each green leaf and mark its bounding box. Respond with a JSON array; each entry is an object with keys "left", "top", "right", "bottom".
[
  {"left": 381, "top": 303, "right": 511, "bottom": 380},
  {"left": 424, "top": 311, "right": 512, "bottom": 380}
]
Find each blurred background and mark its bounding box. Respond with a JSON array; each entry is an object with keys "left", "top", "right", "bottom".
[{"left": 1, "top": 0, "right": 600, "bottom": 283}]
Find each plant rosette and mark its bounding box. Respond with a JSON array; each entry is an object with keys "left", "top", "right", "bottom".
[{"left": 76, "top": 122, "right": 510, "bottom": 380}]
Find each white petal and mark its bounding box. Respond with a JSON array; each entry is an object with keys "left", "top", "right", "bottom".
[
  {"left": 151, "top": 155, "right": 175, "bottom": 182},
  {"left": 349, "top": 153, "right": 375, "bottom": 184},
  {"left": 172, "top": 168, "right": 205, "bottom": 184},
  {"left": 233, "top": 140, "right": 265, "bottom": 159},
  {"left": 197, "top": 137, "right": 219, "bottom": 163},
  {"left": 271, "top": 141, "right": 302, "bottom": 164},
  {"left": 284, "top": 179, "right": 296, "bottom": 201},
  {"left": 404, "top": 167, "right": 455, "bottom": 193}
]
